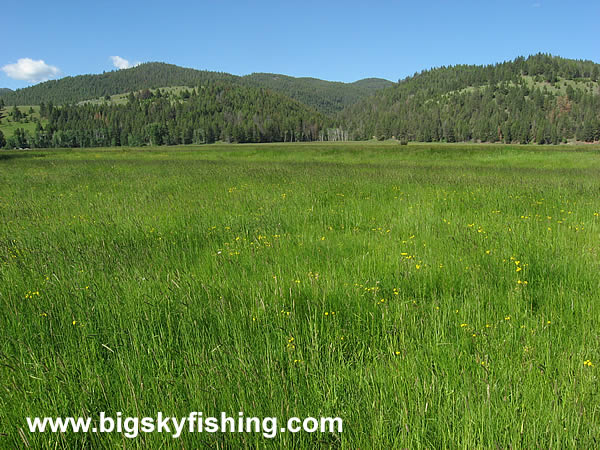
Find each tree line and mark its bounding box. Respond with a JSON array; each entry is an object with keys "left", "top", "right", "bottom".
[
  {"left": 340, "top": 54, "right": 600, "bottom": 144},
  {"left": 2, "top": 82, "right": 337, "bottom": 148},
  {"left": 1, "top": 54, "right": 599, "bottom": 148},
  {"left": 0, "top": 63, "right": 392, "bottom": 115}
]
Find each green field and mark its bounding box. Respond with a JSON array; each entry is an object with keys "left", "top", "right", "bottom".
[
  {"left": 77, "top": 86, "right": 195, "bottom": 106},
  {"left": 0, "top": 106, "right": 46, "bottom": 140},
  {"left": 1, "top": 142, "right": 600, "bottom": 448}
]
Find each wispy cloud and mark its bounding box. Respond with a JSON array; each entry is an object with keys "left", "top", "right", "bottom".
[
  {"left": 532, "top": 2, "right": 542, "bottom": 7},
  {"left": 110, "top": 56, "right": 140, "bottom": 70},
  {"left": 1, "top": 58, "right": 61, "bottom": 83}
]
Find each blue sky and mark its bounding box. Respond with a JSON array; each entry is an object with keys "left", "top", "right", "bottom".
[{"left": 2, "top": 0, "right": 599, "bottom": 89}]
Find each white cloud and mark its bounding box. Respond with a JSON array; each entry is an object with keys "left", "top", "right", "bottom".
[
  {"left": 1, "top": 58, "right": 61, "bottom": 83},
  {"left": 110, "top": 56, "right": 140, "bottom": 70}
]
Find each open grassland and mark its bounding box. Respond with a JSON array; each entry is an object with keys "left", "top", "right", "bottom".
[
  {"left": 1, "top": 142, "right": 600, "bottom": 448},
  {"left": 442, "top": 75, "right": 600, "bottom": 102},
  {"left": 77, "top": 86, "right": 192, "bottom": 106},
  {"left": 0, "top": 106, "right": 45, "bottom": 139}
]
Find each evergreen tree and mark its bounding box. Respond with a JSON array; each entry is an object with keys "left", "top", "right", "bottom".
[{"left": 12, "top": 106, "right": 23, "bottom": 121}]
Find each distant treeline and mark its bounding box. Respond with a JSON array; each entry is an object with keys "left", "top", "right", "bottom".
[
  {"left": 0, "top": 62, "right": 392, "bottom": 115},
  {"left": 341, "top": 54, "right": 600, "bottom": 143},
  {"left": 0, "top": 64, "right": 238, "bottom": 106},
  {"left": 2, "top": 83, "right": 344, "bottom": 148},
  {"left": 243, "top": 74, "right": 393, "bottom": 115},
  {"left": 1, "top": 54, "right": 599, "bottom": 148}
]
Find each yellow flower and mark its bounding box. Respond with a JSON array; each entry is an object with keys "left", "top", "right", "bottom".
[{"left": 72, "top": 320, "right": 77, "bottom": 325}]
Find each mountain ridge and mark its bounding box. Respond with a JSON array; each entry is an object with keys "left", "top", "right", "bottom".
[
  {"left": 0, "top": 63, "right": 393, "bottom": 114},
  {"left": 340, "top": 53, "right": 600, "bottom": 143},
  {"left": 1, "top": 53, "right": 599, "bottom": 147}
]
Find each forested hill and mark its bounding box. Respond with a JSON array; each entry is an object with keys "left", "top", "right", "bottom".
[
  {"left": 0, "top": 88, "right": 12, "bottom": 94},
  {"left": 0, "top": 63, "right": 392, "bottom": 114},
  {"left": 340, "top": 54, "right": 600, "bottom": 143},
  {"left": 0, "top": 63, "right": 239, "bottom": 106},
  {"left": 4, "top": 81, "right": 339, "bottom": 149},
  {"left": 2, "top": 54, "right": 600, "bottom": 148},
  {"left": 242, "top": 73, "right": 393, "bottom": 115}
]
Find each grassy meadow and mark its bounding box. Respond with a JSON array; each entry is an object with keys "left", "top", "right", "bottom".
[
  {"left": 0, "top": 105, "right": 45, "bottom": 140},
  {"left": 1, "top": 142, "right": 600, "bottom": 448}
]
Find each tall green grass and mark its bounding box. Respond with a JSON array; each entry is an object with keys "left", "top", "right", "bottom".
[{"left": 1, "top": 142, "right": 599, "bottom": 448}]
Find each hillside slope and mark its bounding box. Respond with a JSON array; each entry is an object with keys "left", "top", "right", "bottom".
[
  {"left": 0, "top": 63, "right": 392, "bottom": 114},
  {"left": 340, "top": 54, "right": 600, "bottom": 143},
  {"left": 242, "top": 73, "right": 393, "bottom": 114},
  {"left": 4, "top": 81, "right": 335, "bottom": 148},
  {"left": 2, "top": 54, "right": 600, "bottom": 148},
  {"left": 0, "top": 63, "right": 238, "bottom": 106}
]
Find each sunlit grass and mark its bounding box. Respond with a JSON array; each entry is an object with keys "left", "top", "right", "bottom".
[{"left": 1, "top": 142, "right": 600, "bottom": 448}]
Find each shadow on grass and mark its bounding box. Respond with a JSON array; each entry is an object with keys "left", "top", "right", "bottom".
[{"left": 0, "top": 151, "right": 46, "bottom": 161}]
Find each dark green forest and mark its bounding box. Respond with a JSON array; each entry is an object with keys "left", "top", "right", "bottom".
[
  {"left": 341, "top": 54, "right": 600, "bottom": 143},
  {"left": 0, "top": 63, "right": 390, "bottom": 114},
  {"left": 3, "top": 83, "right": 335, "bottom": 148},
  {"left": 1, "top": 54, "right": 599, "bottom": 148},
  {"left": 0, "top": 64, "right": 238, "bottom": 107},
  {"left": 243, "top": 73, "right": 393, "bottom": 115}
]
